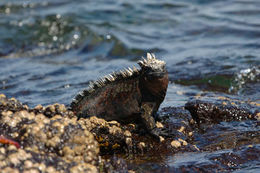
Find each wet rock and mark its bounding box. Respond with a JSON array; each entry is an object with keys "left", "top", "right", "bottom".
[
  {"left": 158, "top": 106, "right": 195, "bottom": 141},
  {"left": 2, "top": 93, "right": 258, "bottom": 172},
  {"left": 185, "top": 95, "right": 259, "bottom": 124},
  {"left": 99, "top": 155, "right": 132, "bottom": 173},
  {"left": 184, "top": 94, "right": 260, "bottom": 151},
  {"left": 167, "top": 144, "right": 260, "bottom": 172}
]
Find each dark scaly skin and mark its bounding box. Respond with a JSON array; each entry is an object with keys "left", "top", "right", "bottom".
[
  {"left": 139, "top": 68, "right": 168, "bottom": 136},
  {"left": 74, "top": 77, "right": 142, "bottom": 123},
  {"left": 71, "top": 53, "right": 168, "bottom": 140}
]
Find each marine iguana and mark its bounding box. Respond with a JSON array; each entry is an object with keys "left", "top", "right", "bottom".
[{"left": 70, "top": 53, "right": 168, "bottom": 139}]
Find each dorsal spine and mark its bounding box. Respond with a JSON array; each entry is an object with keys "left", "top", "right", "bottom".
[{"left": 70, "top": 65, "right": 140, "bottom": 110}]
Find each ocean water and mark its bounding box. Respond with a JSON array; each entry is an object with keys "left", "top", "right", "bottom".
[{"left": 0, "top": 0, "right": 259, "bottom": 171}]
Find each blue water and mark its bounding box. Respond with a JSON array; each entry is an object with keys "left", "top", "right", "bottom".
[
  {"left": 0, "top": 0, "right": 259, "bottom": 107},
  {"left": 0, "top": 0, "right": 259, "bottom": 171}
]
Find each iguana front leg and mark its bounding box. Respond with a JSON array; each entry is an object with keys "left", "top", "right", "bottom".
[{"left": 140, "top": 102, "right": 161, "bottom": 140}]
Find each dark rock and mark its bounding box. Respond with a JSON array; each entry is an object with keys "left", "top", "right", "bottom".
[{"left": 185, "top": 95, "right": 258, "bottom": 124}]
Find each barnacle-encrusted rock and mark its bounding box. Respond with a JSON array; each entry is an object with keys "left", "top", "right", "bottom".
[
  {"left": 0, "top": 94, "right": 27, "bottom": 112},
  {"left": 0, "top": 95, "right": 99, "bottom": 172},
  {"left": 70, "top": 53, "right": 169, "bottom": 139},
  {"left": 1, "top": 91, "right": 259, "bottom": 172},
  {"left": 78, "top": 116, "right": 129, "bottom": 153},
  {"left": 32, "top": 103, "right": 74, "bottom": 118},
  {"left": 0, "top": 146, "right": 98, "bottom": 173}
]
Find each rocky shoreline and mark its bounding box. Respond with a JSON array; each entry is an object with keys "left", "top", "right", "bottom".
[{"left": 0, "top": 93, "right": 259, "bottom": 172}]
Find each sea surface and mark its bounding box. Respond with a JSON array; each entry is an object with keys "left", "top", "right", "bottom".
[{"left": 0, "top": 0, "right": 259, "bottom": 172}]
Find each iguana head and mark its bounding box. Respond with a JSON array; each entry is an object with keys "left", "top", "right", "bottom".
[
  {"left": 138, "top": 53, "right": 168, "bottom": 102},
  {"left": 138, "top": 53, "right": 167, "bottom": 78}
]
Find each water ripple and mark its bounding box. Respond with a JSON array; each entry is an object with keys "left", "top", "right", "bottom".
[{"left": 0, "top": 0, "right": 259, "bottom": 105}]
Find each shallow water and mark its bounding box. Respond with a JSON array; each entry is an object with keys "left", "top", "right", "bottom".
[{"left": 0, "top": 0, "right": 259, "bottom": 171}]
